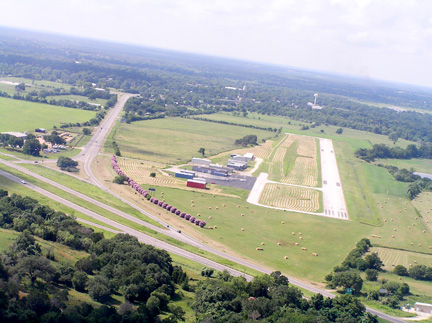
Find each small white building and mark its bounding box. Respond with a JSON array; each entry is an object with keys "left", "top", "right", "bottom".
[
  {"left": 415, "top": 302, "right": 432, "bottom": 314},
  {"left": 192, "top": 158, "right": 211, "bottom": 166},
  {"left": 243, "top": 153, "right": 255, "bottom": 161}
]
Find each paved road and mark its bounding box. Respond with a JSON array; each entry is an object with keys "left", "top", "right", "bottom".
[
  {"left": 0, "top": 169, "right": 252, "bottom": 280},
  {"left": 0, "top": 95, "right": 405, "bottom": 322},
  {"left": 319, "top": 138, "right": 349, "bottom": 220}
]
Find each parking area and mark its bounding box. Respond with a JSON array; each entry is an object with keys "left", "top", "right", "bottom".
[{"left": 198, "top": 173, "right": 257, "bottom": 190}]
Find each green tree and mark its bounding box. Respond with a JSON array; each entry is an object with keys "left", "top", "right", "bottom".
[
  {"left": 364, "top": 252, "right": 384, "bottom": 271},
  {"left": 113, "top": 175, "right": 128, "bottom": 184},
  {"left": 365, "top": 269, "right": 378, "bottom": 281},
  {"left": 72, "top": 271, "right": 89, "bottom": 292},
  {"left": 388, "top": 132, "right": 399, "bottom": 144},
  {"left": 331, "top": 271, "right": 363, "bottom": 294},
  {"left": 57, "top": 156, "right": 78, "bottom": 171},
  {"left": 83, "top": 128, "right": 91, "bottom": 135},
  {"left": 88, "top": 275, "right": 111, "bottom": 302},
  {"left": 198, "top": 147, "right": 205, "bottom": 157},
  {"left": 18, "top": 256, "right": 57, "bottom": 285},
  {"left": 336, "top": 128, "right": 343, "bottom": 134},
  {"left": 393, "top": 265, "right": 409, "bottom": 276},
  {"left": 22, "top": 138, "right": 41, "bottom": 156}
]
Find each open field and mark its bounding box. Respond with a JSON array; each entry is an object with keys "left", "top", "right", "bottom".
[
  {"left": 370, "top": 247, "right": 432, "bottom": 270},
  {"left": 45, "top": 94, "right": 107, "bottom": 106},
  {"left": 259, "top": 183, "right": 320, "bottom": 212},
  {"left": 377, "top": 158, "right": 432, "bottom": 175},
  {"left": 1, "top": 77, "right": 74, "bottom": 90},
  {"left": 412, "top": 192, "right": 432, "bottom": 233},
  {"left": 113, "top": 117, "right": 276, "bottom": 164},
  {"left": 0, "top": 97, "right": 95, "bottom": 132}
]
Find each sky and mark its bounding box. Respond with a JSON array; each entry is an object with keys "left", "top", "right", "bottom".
[{"left": 2, "top": 0, "right": 432, "bottom": 88}]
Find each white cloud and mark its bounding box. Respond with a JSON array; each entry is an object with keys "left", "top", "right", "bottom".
[{"left": 1, "top": 0, "right": 432, "bottom": 87}]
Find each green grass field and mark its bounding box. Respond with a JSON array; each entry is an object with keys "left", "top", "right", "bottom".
[
  {"left": 46, "top": 94, "right": 107, "bottom": 106},
  {"left": 1, "top": 77, "right": 74, "bottom": 90},
  {"left": 0, "top": 97, "right": 95, "bottom": 132},
  {"left": 113, "top": 117, "right": 276, "bottom": 163},
  {"left": 376, "top": 158, "right": 432, "bottom": 174}
]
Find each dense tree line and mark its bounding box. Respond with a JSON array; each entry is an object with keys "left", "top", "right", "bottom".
[
  {"left": 191, "top": 116, "right": 280, "bottom": 133},
  {"left": 192, "top": 270, "right": 378, "bottom": 322},
  {"left": 0, "top": 191, "right": 188, "bottom": 322},
  {"left": 355, "top": 143, "right": 432, "bottom": 162},
  {"left": 393, "top": 264, "right": 432, "bottom": 281},
  {"left": 235, "top": 135, "right": 258, "bottom": 146}
]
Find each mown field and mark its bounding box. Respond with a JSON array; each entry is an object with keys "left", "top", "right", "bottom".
[
  {"left": 376, "top": 158, "right": 432, "bottom": 175},
  {"left": 113, "top": 117, "right": 276, "bottom": 164},
  {"left": 106, "top": 113, "right": 432, "bottom": 285},
  {"left": 45, "top": 94, "right": 107, "bottom": 106},
  {"left": 0, "top": 97, "right": 95, "bottom": 132}
]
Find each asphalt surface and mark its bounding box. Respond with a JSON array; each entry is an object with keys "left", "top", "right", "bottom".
[{"left": 0, "top": 94, "right": 406, "bottom": 322}]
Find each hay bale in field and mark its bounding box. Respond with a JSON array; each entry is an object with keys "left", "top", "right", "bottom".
[
  {"left": 405, "top": 202, "right": 408, "bottom": 205},
  {"left": 241, "top": 228, "right": 245, "bottom": 231},
  {"left": 392, "top": 264, "right": 395, "bottom": 266},
  {"left": 246, "top": 206, "right": 249, "bottom": 209},
  {"left": 191, "top": 204, "right": 195, "bottom": 207},
  {"left": 412, "top": 223, "right": 415, "bottom": 226},
  {"left": 256, "top": 247, "right": 263, "bottom": 251},
  {"left": 241, "top": 213, "right": 244, "bottom": 216},
  {"left": 237, "top": 205, "right": 240, "bottom": 208},
  {"left": 261, "top": 242, "right": 265, "bottom": 245},
  {"left": 419, "top": 244, "right": 422, "bottom": 247},
  {"left": 429, "top": 246, "right": 432, "bottom": 249},
  {"left": 392, "top": 235, "right": 395, "bottom": 238},
  {"left": 410, "top": 243, "right": 414, "bottom": 246},
  {"left": 384, "top": 219, "right": 387, "bottom": 222},
  {"left": 213, "top": 194, "right": 215, "bottom": 197},
  {"left": 214, "top": 225, "right": 217, "bottom": 229},
  {"left": 409, "top": 264, "right": 412, "bottom": 267},
  {"left": 284, "top": 256, "right": 288, "bottom": 259},
  {"left": 380, "top": 206, "right": 383, "bottom": 208},
  {"left": 415, "top": 217, "right": 418, "bottom": 219},
  {"left": 414, "top": 260, "right": 417, "bottom": 263},
  {"left": 391, "top": 219, "right": 394, "bottom": 221},
  {"left": 424, "top": 230, "right": 427, "bottom": 233},
  {"left": 393, "top": 228, "right": 397, "bottom": 231},
  {"left": 216, "top": 207, "right": 219, "bottom": 210},
  {"left": 312, "top": 253, "right": 318, "bottom": 256},
  {"left": 408, "top": 227, "right": 411, "bottom": 229},
  {"left": 251, "top": 210, "right": 255, "bottom": 213},
  {"left": 208, "top": 207, "right": 212, "bottom": 210},
  {"left": 404, "top": 208, "right": 407, "bottom": 210},
  {"left": 209, "top": 216, "right": 212, "bottom": 219},
  {"left": 298, "top": 232, "right": 302, "bottom": 235},
  {"left": 292, "top": 232, "right": 295, "bottom": 235},
  {"left": 191, "top": 200, "right": 194, "bottom": 203},
  {"left": 281, "top": 221, "right": 285, "bottom": 224},
  {"left": 295, "top": 243, "right": 299, "bottom": 246},
  {"left": 277, "top": 242, "right": 281, "bottom": 246},
  {"left": 197, "top": 213, "right": 200, "bottom": 217},
  {"left": 399, "top": 277, "right": 402, "bottom": 280},
  {"left": 223, "top": 204, "right": 226, "bottom": 207},
  {"left": 299, "top": 237, "right": 303, "bottom": 240},
  {"left": 301, "top": 247, "right": 307, "bottom": 251}
]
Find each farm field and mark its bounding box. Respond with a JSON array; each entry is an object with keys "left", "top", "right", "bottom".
[
  {"left": 113, "top": 117, "right": 276, "bottom": 163},
  {"left": 1, "top": 76, "right": 74, "bottom": 90},
  {"left": 0, "top": 97, "right": 95, "bottom": 132},
  {"left": 376, "top": 158, "right": 432, "bottom": 175},
  {"left": 45, "top": 94, "right": 107, "bottom": 106},
  {"left": 412, "top": 192, "right": 432, "bottom": 233},
  {"left": 259, "top": 183, "right": 320, "bottom": 212},
  {"left": 370, "top": 247, "right": 432, "bottom": 271}
]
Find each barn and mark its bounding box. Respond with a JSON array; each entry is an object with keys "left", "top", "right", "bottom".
[{"left": 187, "top": 178, "right": 206, "bottom": 189}]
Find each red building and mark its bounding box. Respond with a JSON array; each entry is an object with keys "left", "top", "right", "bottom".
[{"left": 187, "top": 179, "right": 206, "bottom": 189}]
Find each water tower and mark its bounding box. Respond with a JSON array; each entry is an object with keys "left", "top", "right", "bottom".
[{"left": 314, "top": 93, "right": 318, "bottom": 105}]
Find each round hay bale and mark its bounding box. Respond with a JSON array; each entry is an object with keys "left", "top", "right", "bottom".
[
  {"left": 284, "top": 256, "right": 288, "bottom": 259},
  {"left": 213, "top": 194, "right": 215, "bottom": 197},
  {"left": 246, "top": 206, "right": 248, "bottom": 209},
  {"left": 399, "top": 277, "right": 402, "bottom": 280},
  {"left": 191, "top": 200, "right": 194, "bottom": 203},
  {"left": 419, "top": 244, "right": 422, "bottom": 247},
  {"left": 423, "top": 230, "right": 426, "bottom": 233},
  {"left": 299, "top": 237, "right": 303, "bottom": 240},
  {"left": 277, "top": 242, "right": 281, "bottom": 246},
  {"left": 292, "top": 232, "right": 295, "bottom": 235},
  {"left": 384, "top": 219, "right": 387, "bottom": 222},
  {"left": 208, "top": 207, "right": 211, "bottom": 210},
  {"left": 197, "top": 213, "right": 200, "bottom": 216},
  {"left": 295, "top": 243, "right": 299, "bottom": 246},
  {"left": 214, "top": 225, "right": 217, "bottom": 229},
  {"left": 209, "top": 216, "right": 212, "bottom": 219},
  {"left": 281, "top": 221, "right": 285, "bottom": 224},
  {"left": 408, "top": 226, "right": 411, "bottom": 229},
  {"left": 241, "top": 213, "right": 244, "bottom": 216},
  {"left": 241, "top": 228, "right": 245, "bottom": 231},
  {"left": 215, "top": 207, "right": 219, "bottom": 210},
  {"left": 410, "top": 243, "right": 414, "bottom": 246},
  {"left": 261, "top": 242, "right": 265, "bottom": 245},
  {"left": 391, "top": 219, "right": 394, "bottom": 221},
  {"left": 298, "top": 232, "right": 302, "bottom": 235},
  {"left": 191, "top": 204, "right": 195, "bottom": 207},
  {"left": 392, "top": 235, "right": 395, "bottom": 238},
  {"left": 393, "top": 228, "right": 397, "bottom": 231}
]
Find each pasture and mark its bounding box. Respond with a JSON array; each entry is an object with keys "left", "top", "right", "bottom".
[
  {"left": 45, "top": 94, "right": 107, "bottom": 106},
  {"left": 134, "top": 184, "right": 370, "bottom": 281},
  {"left": 0, "top": 97, "right": 95, "bottom": 132},
  {"left": 113, "top": 117, "right": 276, "bottom": 163},
  {"left": 377, "top": 158, "right": 432, "bottom": 175},
  {"left": 370, "top": 247, "right": 432, "bottom": 271}
]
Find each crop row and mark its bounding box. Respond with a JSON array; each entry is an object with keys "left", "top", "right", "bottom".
[
  {"left": 281, "top": 156, "right": 318, "bottom": 187},
  {"left": 117, "top": 159, "right": 176, "bottom": 185},
  {"left": 259, "top": 183, "right": 319, "bottom": 212}
]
